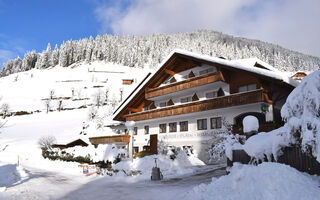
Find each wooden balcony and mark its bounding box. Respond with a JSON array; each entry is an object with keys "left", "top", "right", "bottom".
[
  {"left": 89, "top": 135, "right": 131, "bottom": 145},
  {"left": 145, "top": 71, "right": 225, "bottom": 99},
  {"left": 126, "top": 89, "right": 267, "bottom": 121}
]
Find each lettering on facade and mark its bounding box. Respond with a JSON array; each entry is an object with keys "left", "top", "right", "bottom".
[{"left": 158, "top": 130, "right": 225, "bottom": 140}]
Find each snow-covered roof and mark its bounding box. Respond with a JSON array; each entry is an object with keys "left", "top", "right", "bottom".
[
  {"left": 113, "top": 49, "right": 299, "bottom": 121},
  {"left": 55, "top": 136, "right": 90, "bottom": 146}
]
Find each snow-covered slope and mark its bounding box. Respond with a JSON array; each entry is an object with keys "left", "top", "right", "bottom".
[
  {"left": 2, "top": 30, "right": 319, "bottom": 78},
  {"left": 0, "top": 61, "right": 148, "bottom": 171}
]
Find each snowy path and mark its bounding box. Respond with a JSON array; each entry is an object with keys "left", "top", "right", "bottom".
[{"left": 0, "top": 165, "right": 226, "bottom": 200}]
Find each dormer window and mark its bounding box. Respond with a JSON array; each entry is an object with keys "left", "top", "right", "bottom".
[
  {"left": 169, "top": 77, "right": 176, "bottom": 83},
  {"left": 205, "top": 91, "right": 218, "bottom": 99},
  {"left": 188, "top": 71, "right": 195, "bottom": 78},
  {"left": 167, "top": 99, "right": 174, "bottom": 106},
  {"left": 159, "top": 102, "right": 167, "bottom": 108},
  {"left": 199, "top": 67, "right": 216, "bottom": 76},
  {"left": 238, "top": 83, "right": 257, "bottom": 93},
  {"left": 181, "top": 96, "right": 192, "bottom": 103},
  {"left": 192, "top": 93, "right": 199, "bottom": 101}
]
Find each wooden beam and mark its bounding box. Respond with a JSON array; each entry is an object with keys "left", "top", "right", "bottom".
[{"left": 165, "top": 69, "right": 176, "bottom": 75}]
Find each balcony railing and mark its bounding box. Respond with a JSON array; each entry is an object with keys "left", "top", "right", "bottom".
[
  {"left": 89, "top": 135, "right": 131, "bottom": 145},
  {"left": 126, "top": 89, "right": 267, "bottom": 121},
  {"left": 145, "top": 71, "right": 225, "bottom": 99}
]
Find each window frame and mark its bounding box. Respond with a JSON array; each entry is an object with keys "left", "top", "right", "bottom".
[
  {"left": 169, "top": 122, "right": 177, "bottom": 132},
  {"left": 133, "top": 127, "right": 138, "bottom": 135},
  {"left": 179, "top": 121, "right": 188, "bottom": 132},
  {"left": 197, "top": 119, "right": 207, "bottom": 130},
  {"left": 144, "top": 125, "right": 149, "bottom": 134},
  {"left": 210, "top": 117, "right": 222, "bottom": 129},
  {"left": 159, "top": 123, "right": 167, "bottom": 133}
]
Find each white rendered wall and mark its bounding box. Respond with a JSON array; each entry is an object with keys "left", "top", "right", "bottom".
[{"left": 132, "top": 102, "right": 271, "bottom": 163}]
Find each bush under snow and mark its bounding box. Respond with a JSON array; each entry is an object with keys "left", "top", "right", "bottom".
[
  {"left": 243, "top": 70, "right": 320, "bottom": 162},
  {"left": 281, "top": 70, "right": 320, "bottom": 162},
  {"left": 52, "top": 144, "right": 127, "bottom": 163}
]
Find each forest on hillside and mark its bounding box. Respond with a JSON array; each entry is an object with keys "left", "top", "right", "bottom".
[{"left": 1, "top": 30, "right": 320, "bottom": 77}]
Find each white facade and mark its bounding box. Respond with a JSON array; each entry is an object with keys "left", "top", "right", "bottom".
[{"left": 132, "top": 102, "right": 272, "bottom": 163}]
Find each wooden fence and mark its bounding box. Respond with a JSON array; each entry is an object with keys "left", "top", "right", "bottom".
[{"left": 228, "top": 147, "right": 320, "bottom": 176}]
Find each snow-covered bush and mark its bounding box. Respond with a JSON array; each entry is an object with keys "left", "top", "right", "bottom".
[
  {"left": 45, "top": 144, "right": 127, "bottom": 165},
  {"left": 208, "top": 132, "right": 242, "bottom": 163},
  {"left": 243, "top": 70, "right": 320, "bottom": 162},
  {"left": 281, "top": 70, "right": 320, "bottom": 162},
  {"left": 243, "top": 126, "right": 293, "bottom": 161}
]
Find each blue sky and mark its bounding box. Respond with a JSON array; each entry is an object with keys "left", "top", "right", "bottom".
[
  {"left": 0, "top": 0, "right": 105, "bottom": 65},
  {"left": 1, "top": 0, "right": 319, "bottom": 67}
]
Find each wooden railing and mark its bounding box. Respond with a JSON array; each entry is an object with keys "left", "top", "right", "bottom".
[
  {"left": 89, "top": 135, "right": 130, "bottom": 145},
  {"left": 145, "top": 71, "right": 225, "bottom": 99},
  {"left": 126, "top": 89, "right": 266, "bottom": 121}
]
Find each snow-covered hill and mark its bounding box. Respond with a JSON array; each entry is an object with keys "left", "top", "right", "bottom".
[
  {"left": 0, "top": 61, "right": 148, "bottom": 170},
  {"left": 1, "top": 30, "right": 320, "bottom": 78}
]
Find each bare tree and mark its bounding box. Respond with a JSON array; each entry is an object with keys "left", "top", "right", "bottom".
[
  {"left": 49, "top": 89, "right": 55, "bottom": 99},
  {"left": 76, "top": 88, "right": 82, "bottom": 100},
  {"left": 44, "top": 99, "right": 51, "bottom": 113},
  {"left": 119, "top": 88, "right": 124, "bottom": 102},
  {"left": 57, "top": 99, "right": 64, "bottom": 112},
  {"left": 105, "top": 88, "right": 109, "bottom": 103},
  {"left": 93, "top": 89, "right": 105, "bottom": 108},
  {"left": 1, "top": 103, "right": 10, "bottom": 119},
  {"left": 38, "top": 136, "right": 56, "bottom": 150},
  {"left": 71, "top": 87, "right": 75, "bottom": 98},
  {"left": 88, "top": 106, "right": 98, "bottom": 121}
]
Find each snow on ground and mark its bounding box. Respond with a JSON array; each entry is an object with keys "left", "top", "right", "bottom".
[
  {"left": 0, "top": 61, "right": 149, "bottom": 113},
  {"left": 114, "top": 153, "right": 205, "bottom": 180},
  {"left": 185, "top": 162, "right": 320, "bottom": 200},
  {"left": 0, "top": 109, "right": 89, "bottom": 175}
]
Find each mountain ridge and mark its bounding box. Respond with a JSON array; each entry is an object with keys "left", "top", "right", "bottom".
[{"left": 1, "top": 30, "right": 319, "bottom": 77}]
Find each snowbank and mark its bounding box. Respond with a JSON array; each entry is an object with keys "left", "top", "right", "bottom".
[
  {"left": 114, "top": 151, "right": 205, "bottom": 180},
  {"left": 281, "top": 70, "right": 320, "bottom": 162},
  {"left": 185, "top": 162, "right": 320, "bottom": 200},
  {"left": 243, "top": 126, "right": 293, "bottom": 161}
]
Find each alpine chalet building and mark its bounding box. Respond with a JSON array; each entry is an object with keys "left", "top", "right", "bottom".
[{"left": 113, "top": 50, "right": 298, "bottom": 163}]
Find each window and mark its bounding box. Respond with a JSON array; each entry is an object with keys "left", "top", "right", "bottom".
[
  {"left": 210, "top": 117, "right": 222, "bottom": 129},
  {"left": 159, "top": 102, "right": 166, "bottom": 108},
  {"left": 181, "top": 96, "right": 192, "bottom": 103},
  {"left": 182, "top": 74, "right": 188, "bottom": 80},
  {"left": 180, "top": 121, "right": 188, "bottom": 132},
  {"left": 199, "top": 67, "right": 215, "bottom": 75},
  {"left": 205, "top": 91, "right": 217, "bottom": 99},
  {"left": 159, "top": 124, "right": 167, "bottom": 133},
  {"left": 169, "top": 122, "right": 177, "bottom": 132},
  {"left": 248, "top": 83, "right": 257, "bottom": 91},
  {"left": 238, "top": 83, "right": 257, "bottom": 93},
  {"left": 197, "top": 119, "right": 207, "bottom": 130},
  {"left": 144, "top": 125, "right": 149, "bottom": 134},
  {"left": 133, "top": 127, "right": 138, "bottom": 135},
  {"left": 133, "top": 147, "right": 139, "bottom": 154}
]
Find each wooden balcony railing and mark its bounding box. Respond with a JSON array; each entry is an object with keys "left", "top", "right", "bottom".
[
  {"left": 145, "top": 71, "right": 225, "bottom": 99},
  {"left": 126, "top": 89, "right": 267, "bottom": 121},
  {"left": 89, "top": 135, "right": 130, "bottom": 145}
]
